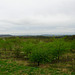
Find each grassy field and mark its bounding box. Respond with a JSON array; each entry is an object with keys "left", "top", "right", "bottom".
[{"left": 0, "top": 36, "right": 75, "bottom": 75}]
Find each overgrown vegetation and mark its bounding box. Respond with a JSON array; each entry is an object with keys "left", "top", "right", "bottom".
[{"left": 0, "top": 35, "right": 75, "bottom": 75}]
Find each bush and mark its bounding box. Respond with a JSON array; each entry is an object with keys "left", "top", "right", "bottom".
[
  {"left": 13, "top": 47, "right": 21, "bottom": 58},
  {"left": 21, "top": 42, "right": 35, "bottom": 57},
  {"left": 70, "top": 39, "right": 75, "bottom": 52},
  {"left": 29, "top": 42, "right": 52, "bottom": 66},
  {"left": 50, "top": 38, "right": 70, "bottom": 60}
]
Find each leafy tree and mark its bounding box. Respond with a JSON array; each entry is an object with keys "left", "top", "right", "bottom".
[
  {"left": 29, "top": 42, "right": 51, "bottom": 66},
  {"left": 51, "top": 38, "right": 69, "bottom": 61},
  {"left": 21, "top": 41, "right": 35, "bottom": 57}
]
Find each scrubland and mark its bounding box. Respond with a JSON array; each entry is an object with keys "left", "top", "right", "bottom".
[{"left": 0, "top": 36, "right": 75, "bottom": 75}]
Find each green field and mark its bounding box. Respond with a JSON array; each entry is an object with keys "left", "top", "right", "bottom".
[{"left": 0, "top": 36, "right": 75, "bottom": 75}]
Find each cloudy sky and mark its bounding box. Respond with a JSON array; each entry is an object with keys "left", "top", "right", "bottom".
[{"left": 0, "top": 0, "right": 75, "bottom": 35}]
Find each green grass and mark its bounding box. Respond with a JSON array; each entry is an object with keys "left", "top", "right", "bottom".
[{"left": 0, "top": 58, "right": 75, "bottom": 75}]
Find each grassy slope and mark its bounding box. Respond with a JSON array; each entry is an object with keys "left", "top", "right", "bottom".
[{"left": 0, "top": 52, "right": 75, "bottom": 75}]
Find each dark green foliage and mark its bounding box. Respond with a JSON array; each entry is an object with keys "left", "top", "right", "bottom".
[
  {"left": 0, "top": 36, "right": 75, "bottom": 65},
  {"left": 14, "top": 48, "right": 21, "bottom": 58},
  {"left": 50, "top": 38, "right": 69, "bottom": 60},
  {"left": 21, "top": 42, "right": 35, "bottom": 55},
  {"left": 70, "top": 39, "right": 75, "bottom": 53},
  {"left": 29, "top": 41, "right": 54, "bottom": 66}
]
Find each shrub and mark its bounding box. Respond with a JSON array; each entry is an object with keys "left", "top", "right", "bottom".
[
  {"left": 70, "top": 39, "right": 75, "bottom": 52},
  {"left": 14, "top": 47, "right": 21, "bottom": 58},
  {"left": 50, "top": 38, "right": 70, "bottom": 60},
  {"left": 29, "top": 42, "right": 52, "bottom": 66},
  {"left": 21, "top": 42, "right": 35, "bottom": 57}
]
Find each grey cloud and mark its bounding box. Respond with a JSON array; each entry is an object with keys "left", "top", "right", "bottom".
[{"left": 0, "top": 0, "right": 75, "bottom": 35}]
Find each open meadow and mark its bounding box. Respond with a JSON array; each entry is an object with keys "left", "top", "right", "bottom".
[{"left": 0, "top": 35, "right": 75, "bottom": 75}]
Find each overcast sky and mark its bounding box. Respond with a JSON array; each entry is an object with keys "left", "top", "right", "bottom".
[{"left": 0, "top": 0, "right": 75, "bottom": 35}]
